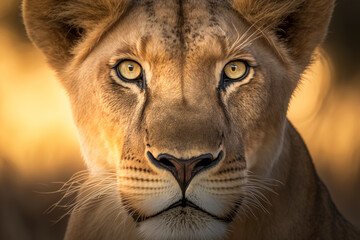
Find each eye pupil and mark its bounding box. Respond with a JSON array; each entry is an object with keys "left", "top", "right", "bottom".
[
  {"left": 128, "top": 65, "right": 134, "bottom": 72},
  {"left": 231, "top": 65, "right": 237, "bottom": 72}
]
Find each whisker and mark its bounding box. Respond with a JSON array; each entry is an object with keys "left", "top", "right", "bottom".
[
  {"left": 43, "top": 170, "right": 121, "bottom": 223},
  {"left": 232, "top": 170, "right": 281, "bottom": 221}
]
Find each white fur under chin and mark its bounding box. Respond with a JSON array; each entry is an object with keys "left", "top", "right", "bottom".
[{"left": 138, "top": 207, "right": 228, "bottom": 240}]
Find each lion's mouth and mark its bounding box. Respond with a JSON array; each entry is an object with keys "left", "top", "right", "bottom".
[{"left": 132, "top": 199, "right": 235, "bottom": 223}]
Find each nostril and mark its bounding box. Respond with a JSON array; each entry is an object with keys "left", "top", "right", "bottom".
[
  {"left": 194, "top": 158, "right": 213, "bottom": 170},
  {"left": 147, "top": 152, "right": 179, "bottom": 175},
  {"left": 193, "top": 151, "right": 223, "bottom": 173},
  {"left": 158, "top": 157, "right": 176, "bottom": 168}
]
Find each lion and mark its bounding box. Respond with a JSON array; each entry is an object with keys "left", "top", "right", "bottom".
[{"left": 23, "top": 0, "right": 359, "bottom": 239}]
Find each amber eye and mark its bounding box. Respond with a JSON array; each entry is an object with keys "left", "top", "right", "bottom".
[
  {"left": 223, "top": 61, "right": 249, "bottom": 81},
  {"left": 116, "top": 60, "right": 142, "bottom": 81}
]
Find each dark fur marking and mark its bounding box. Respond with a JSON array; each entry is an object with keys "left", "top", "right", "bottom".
[
  {"left": 120, "top": 176, "right": 165, "bottom": 182},
  {"left": 217, "top": 166, "right": 246, "bottom": 175},
  {"left": 138, "top": 90, "right": 149, "bottom": 130},
  {"left": 206, "top": 176, "right": 246, "bottom": 182},
  {"left": 144, "top": 0, "right": 155, "bottom": 18},
  {"left": 207, "top": 1, "right": 220, "bottom": 27},
  {"left": 177, "top": 0, "right": 186, "bottom": 104},
  {"left": 122, "top": 166, "right": 153, "bottom": 173},
  {"left": 216, "top": 89, "right": 231, "bottom": 125}
]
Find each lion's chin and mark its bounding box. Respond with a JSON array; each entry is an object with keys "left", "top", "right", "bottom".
[{"left": 138, "top": 207, "right": 228, "bottom": 240}]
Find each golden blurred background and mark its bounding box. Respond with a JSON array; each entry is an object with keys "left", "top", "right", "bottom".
[{"left": 0, "top": 0, "right": 359, "bottom": 239}]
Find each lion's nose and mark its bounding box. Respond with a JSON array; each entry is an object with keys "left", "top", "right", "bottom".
[{"left": 147, "top": 151, "right": 223, "bottom": 194}]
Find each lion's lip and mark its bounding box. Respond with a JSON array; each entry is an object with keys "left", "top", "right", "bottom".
[{"left": 136, "top": 199, "right": 233, "bottom": 223}]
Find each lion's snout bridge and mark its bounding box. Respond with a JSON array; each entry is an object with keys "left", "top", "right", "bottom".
[{"left": 143, "top": 89, "right": 227, "bottom": 194}]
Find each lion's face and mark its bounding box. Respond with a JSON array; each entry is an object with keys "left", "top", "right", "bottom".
[
  {"left": 67, "top": 1, "right": 291, "bottom": 239},
  {"left": 23, "top": 0, "right": 334, "bottom": 239}
]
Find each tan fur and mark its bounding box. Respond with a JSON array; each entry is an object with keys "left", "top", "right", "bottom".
[{"left": 23, "top": 0, "right": 359, "bottom": 239}]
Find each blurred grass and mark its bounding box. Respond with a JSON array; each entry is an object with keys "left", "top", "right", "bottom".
[{"left": 0, "top": 0, "right": 359, "bottom": 239}]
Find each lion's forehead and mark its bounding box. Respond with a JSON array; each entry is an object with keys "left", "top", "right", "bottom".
[{"left": 140, "top": 0, "right": 229, "bottom": 53}]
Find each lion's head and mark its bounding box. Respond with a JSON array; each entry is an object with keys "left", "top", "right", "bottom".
[{"left": 23, "top": 0, "right": 334, "bottom": 239}]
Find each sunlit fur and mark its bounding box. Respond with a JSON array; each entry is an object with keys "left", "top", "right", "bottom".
[{"left": 23, "top": 0, "right": 359, "bottom": 239}]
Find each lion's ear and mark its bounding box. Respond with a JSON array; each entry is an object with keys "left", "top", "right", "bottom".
[
  {"left": 232, "top": 0, "right": 334, "bottom": 67},
  {"left": 22, "top": 0, "right": 129, "bottom": 71}
]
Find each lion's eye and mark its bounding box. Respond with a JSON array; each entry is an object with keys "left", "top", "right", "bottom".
[
  {"left": 115, "top": 60, "right": 142, "bottom": 81},
  {"left": 223, "top": 61, "right": 249, "bottom": 81}
]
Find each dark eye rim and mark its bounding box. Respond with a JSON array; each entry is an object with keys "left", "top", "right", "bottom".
[
  {"left": 219, "top": 60, "right": 251, "bottom": 89},
  {"left": 111, "top": 59, "right": 144, "bottom": 83}
]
